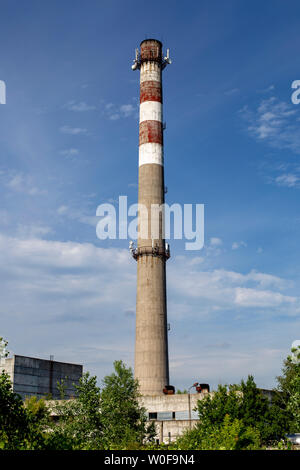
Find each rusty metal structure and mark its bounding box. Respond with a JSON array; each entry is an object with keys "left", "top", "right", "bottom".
[{"left": 131, "top": 39, "right": 172, "bottom": 395}]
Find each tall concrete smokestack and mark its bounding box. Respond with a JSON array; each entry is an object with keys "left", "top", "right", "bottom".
[{"left": 131, "top": 39, "right": 172, "bottom": 395}]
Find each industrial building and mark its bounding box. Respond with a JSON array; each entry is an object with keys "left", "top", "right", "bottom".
[
  {"left": 141, "top": 392, "right": 207, "bottom": 443},
  {"left": 0, "top": 354, "right": 82, "bottom": 400},
  {"left": 140, "top": 388, "right": 276, "bottom": 443}
]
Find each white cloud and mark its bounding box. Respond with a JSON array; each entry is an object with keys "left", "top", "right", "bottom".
[
  {"left": 103, "top": 101, "right": 138, "bottom": 121},
  {"left": 0, "top": 209, "right": 10, "bottom": 226},
  {"left": 60, "top": 125, "right": 88, "bottom": 135},
  {"left": 188, "top": 256, "right": 204, "bottom": 266},
  {"left": 232, "top": 241, "right": 247, "bottom": 250},
  {"left": 7, "top": 173, "right": 23, "bottom": 191},
  {"left": 274, "top": 173, "right": 299, "bottom": 187},
  {"left": 109, "top": 114, "right": 120, "bottom": 121},
  {"left": 244, "top": 270, "right": 291, "bottom": 289},
  {"left": 235, "top": 287, "right": 296, "bottom": 308},
  {"left": 56, "top": 202, "right": 99, "bottom": 227},
  {"left": 0, "top": 234, "right": 299, "bottom": 389},
  {"left": 120, "top": 104, "right": 135, "bottom": 117},
  {"left": 57, "top": 205, "right": 68, "bottom": 215},
  {"left": 169, "top": 345, "right": 287, "bottom": 390},
  {"left": 16, "top": 224, "right": 53, "bottom": 238},
  {"left": 224, "top": 88, "right": 239, "bottom": 96},
  {"left": 1, "top": 235, "right": 295, "bottom": 321},
  {"left": 241, "top": 97, "right": 300, "bottom": 153},
  {"left": 77, "top": 214, "right": 99, "bottom": 227},
  {"left": 59, "top": 148, "right": 79, "bottom": 157},
  {"left": 210, "top": 237, "right": 222, "bottom": 246},
  {"left": 260, "top": 161, "right": 300, "bottom": 189},
  {"left": 169, "top": 260, "right": 297, "bottom": 315},
  {"left": 0, "top": 233, "right": 137, "bottom": 375},
  {"left": 70, "top": 209, "right": 98, "bottom": 227},
  {"left": 0, "top": 234, "right": 134, "bottom": 313},
  {"left": 6, "top": 172, "right": 46, "bottom": 196},
  {"left": 257, "top": 84, "right": 275, "bottom": 93},
  {"left": 64, "top": 101, "right": 96, "bottom": 112},
  {"left": 0, "top": 235, "right": 124, "bottom": 273}
]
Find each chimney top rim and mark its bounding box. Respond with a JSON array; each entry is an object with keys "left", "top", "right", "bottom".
[{"left": 140, "top": 38, "right": 162, "bottom": 47}]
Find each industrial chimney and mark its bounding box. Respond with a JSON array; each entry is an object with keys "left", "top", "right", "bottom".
[{"left": 131, "top": 39, "right": 172, "bottom": 395}]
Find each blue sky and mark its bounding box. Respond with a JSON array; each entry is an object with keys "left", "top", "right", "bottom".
[{"left": 1, "top": 0, "right": 300, "bottom": 390}]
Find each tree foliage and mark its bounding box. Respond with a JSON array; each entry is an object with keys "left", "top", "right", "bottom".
[
  {"left": 100, "top": 360, "right": 155, "bottom": 449},
  {"left": 276, "top": 345, "right": 300, "bottom": 399},
  {"left": 1, "top": 339, "right": 300, "bottom": 450},
  {"left": 0, "top": 371, "right": 47, "bottom": 449},
  {"left": 0, "top": 371, "right": 31, "bottom": 449},
  {"left": 275, "top": 345, "right": 300, "bottom": 432},
  {"left": 195, "top": 375, "right": 286, "bottom": 445},
  {"left": 173, "top": 414, "right": 261, "bottom": 450},
  {"left": 46, "top": 372, "right": 102, "bottom": 449},
  {"left": 46, "top": 360, "right": 155, "bottom": 449},
  {"left": 286, "top": 374, "right": 300, "bottom": 430}
]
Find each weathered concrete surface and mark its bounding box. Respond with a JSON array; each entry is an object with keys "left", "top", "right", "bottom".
[
  {"left": 135, "top": 39, "right": 170, "bottom": 395},
  {"left": 0, "top": 355, "right": 82, "bottom": 400},
  {"left": 139, "top": 390, "right": 276, "bottom": 443},
  {"left": 153, "top": 419, "right": 199, "bottom": 444},
  {"left": 140, "top": 393, "right": 205, "bottom": 413},
  {"left": 139, "top": 393, "right": 206, "bottom": 443}
]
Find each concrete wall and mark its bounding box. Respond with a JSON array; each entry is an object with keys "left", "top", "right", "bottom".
[
  {"left": 140, "top": 392, "right": 205, "bottom": 413},
  {"left": 1, "top": 355, "right": 82, "bottom": 400},
  {"left": 0, "top": 356, "right": 15, "bottom": 383},
  {"left": 139, "top": 389, "right": 276, "bottom": 443},
  {"left": 153, "top": 419, "right": 199, "bottom": 444},
  {"left": 139, "top": 393, "right": 206, "bottom": 443}
]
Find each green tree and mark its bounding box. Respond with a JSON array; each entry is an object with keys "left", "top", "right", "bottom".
[
  {"left": 100, "top": 360, "right": 155, "bottom": 449},
  {"left": 196, "top": 383, "right": 241, "bottom": 427},
  {"left": 47, "top": 361, "right": 155, "bottom": 449},
  {"left": 271, "top": 345, "right": 300, "bottom": 434},
  {"left": 0, "top": 338, "right": 31, "bottom": 449},
  {"left": 47, "top": 372, "right": 102, "bottom": 450},
  {"left": 24, "top": 396, "right": 50, "bottom": 425},
  {"left": 196, "top": 375, "right": 282, "bottom": 445},
  {"left": 238, "top": 376, "right": 274, "bottom": 442},
  {"left": 286, "top": 374, "right": 300, "bottom": 430},
  {"left": 276, "top": 345, "right": 300, "bottom": 400},
  {"left": 173, "top": 414, "right": 261, "bottom": 450},
  {"left": 0, "top": 370, "right": 30, "bottom": 449},
  {"left": 56, "top": 377, "right": 68, "bottom": 400},
  {"left": 23, "top": 396, "right": 53, "bottom": 449},
  {"left": 0, "top": 339, "right": 52, "bottom": 449}
]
